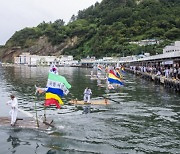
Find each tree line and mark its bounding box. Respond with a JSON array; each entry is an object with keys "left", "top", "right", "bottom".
[{"left": 5, "top": 0, "right": 180, "bottom": 59}]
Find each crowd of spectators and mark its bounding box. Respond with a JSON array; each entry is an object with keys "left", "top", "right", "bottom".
[{"left": 129, "top": 64, "right": 180, "bottom": 80}]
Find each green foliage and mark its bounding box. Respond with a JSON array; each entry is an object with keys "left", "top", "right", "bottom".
[
  {"left": 67, "top": 19, "right": 90, "bottom": 36},
  {"left": 165, "top": 28, "right": 180, "bottom": 40},
  {"left": 6, "top": 27, "right": 40, "bottom": 47},
  {"left": 4, "top": 0, "right": 180, "bottom": 59}
]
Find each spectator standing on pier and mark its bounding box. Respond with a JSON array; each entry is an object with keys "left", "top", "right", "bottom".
[
  {"left": 178, "top": 67, "right": 180, "bottom": 80},
  {"left": 173, "top": 67, "right": 177, "bottom": 79},
  {"left": 143, "top": 66, "right": 147, "bottom": 73},
  {"left": 156, "top": 70, "right": 161, "bottom": 76},
  {"left": 169, "top": 67, "right": 173, "bottom": 78},
  {"left": 164, "top": 67, "right": 169, "bottom": 78}
]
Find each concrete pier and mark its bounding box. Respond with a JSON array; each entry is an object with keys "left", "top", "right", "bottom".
[{"left": 126, "top": 68, "right": 180, "bottom": 92}]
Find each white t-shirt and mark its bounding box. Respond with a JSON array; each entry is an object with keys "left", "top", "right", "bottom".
[{"left": 7, "top": 97, "right": 18, "bottom": 109}]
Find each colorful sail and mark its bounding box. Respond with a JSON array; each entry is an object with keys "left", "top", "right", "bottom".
[
  {"left": 45, "top": 92, "right": 64, "bottom": 105},
  {"left": 120, "top": 67, "right": 126, "bottom": 74},
  {"left": 97, "top": 65, "right": 103, "bottom": 71},
  {"left": 48, "top": 72, "right": 71, "bottom": 89},
  {"left": 46, "top": 87, "right": 64, "bottom": 97},
  {"left": 45, "top": 72, "right": 71, "bottom": 108},
  {"left": 49, "top": 64, "right": 58, "bottom": 75},
  {"left": 108, "top": 70, "right": 123, "bottom": 85},
  {"left": 44, "top": 98, "right": 61, "bottom": 109},
  {"left": 115, "top": 70, "right": 123, "bottom": 79}
]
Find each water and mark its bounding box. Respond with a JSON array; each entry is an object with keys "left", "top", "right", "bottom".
[{"left": 0, "top": 65, "right": 179, "bottom": 154}]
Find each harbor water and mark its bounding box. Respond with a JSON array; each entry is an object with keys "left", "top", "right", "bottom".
[{"left": 0, "top": 65, "right": 179, "bottom": 154}]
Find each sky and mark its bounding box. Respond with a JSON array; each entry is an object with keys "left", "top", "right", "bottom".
[{"left": 0, "top": 0, "right": 102, "bottom": 45}]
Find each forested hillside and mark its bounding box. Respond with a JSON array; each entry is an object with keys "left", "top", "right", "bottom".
[{"left": 2, "top": 0, "right": 180, "bottom": 60}]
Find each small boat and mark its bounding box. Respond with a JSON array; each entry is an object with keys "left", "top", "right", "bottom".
[
  {"left": 85, "top": 74, "right": 96, "bottom": 77},
  {"left": 69, "top": 99, "right": 109, "bottom": 105},
  {"left": 90, "top": 77, "right": 107, "bottom": 80}
]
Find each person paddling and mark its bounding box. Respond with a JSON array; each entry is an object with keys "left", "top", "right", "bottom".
[
  {"left": 83, "top": 87, "right": 92, "bottom": 114},
  {"left": 83, "top": 87, "right": 92, "bottom": 103}
]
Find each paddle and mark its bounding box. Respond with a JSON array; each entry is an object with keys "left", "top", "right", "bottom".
[
  {"left": 101, "top": 95, "right": 120, "bottom": 104},
  {"left": 16, "top": 118, "right": 23, "bottom": 121},
  {"left": 43, "top": 120, "right": 54, "bottom": 128}
]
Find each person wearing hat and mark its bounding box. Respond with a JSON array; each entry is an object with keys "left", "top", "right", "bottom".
[{"left": 6, "top": 95, "right": 18, "bottom": 126}]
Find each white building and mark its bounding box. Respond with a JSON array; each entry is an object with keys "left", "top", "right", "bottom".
[
  {"left": 14, "top": 53, "right": 32, "bottom": 65},
  {"left": 59, "top": 55, "right": 73, "bottom": 61},
  {"left": 102, "top": 57, "right": 113, "bottom": 61},
  {"left": 38, "top": 56, "right": 57, "bottom": 66},
  {"left": 14, "top": 53, "right": 77, "bottom": 66},
  {"left": 163, "top": 41, "right": 180, "bottom": 54},
  {"left": 119, "top": 56, "right": 138, "bottom": 62},
  {"left": 129, "top": 39, "right": 160, "bottom": 46},
  {"left": 81, "top": 57, "right": 96, "bottom": 63}
]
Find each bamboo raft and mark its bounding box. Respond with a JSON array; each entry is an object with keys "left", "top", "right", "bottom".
[
  {"left": 90, "top": 77, "right": 107, "bottom": 80},
  {"left": 85, "top": 75, "right": 96, "bottom": 77},
  {"left": 0, "top": 117, "right": 53, "bottom": 130},
  {"left": 69, "top": 99, "right": 110, "bottom": 105}
]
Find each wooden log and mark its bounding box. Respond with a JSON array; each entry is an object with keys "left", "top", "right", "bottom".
[{"left": 69, "top": 99, "right": 110, "bottom": 105}]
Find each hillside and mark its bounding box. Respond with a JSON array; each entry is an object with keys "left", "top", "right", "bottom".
[{"left": 1, "top": 0, "right": 180, "bottom": 62}]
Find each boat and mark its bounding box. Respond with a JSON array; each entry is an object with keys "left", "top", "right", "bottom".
[
  {"left": 90, "top": 76, "right": 107, "bottom": 80},
  {"left": 85, "top": 74, "right": 96, "bottom": 77},
  {"left": 69, "top": 99, "right": 109, "bottom": 105}
]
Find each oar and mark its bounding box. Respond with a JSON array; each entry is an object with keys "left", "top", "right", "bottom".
[
  {"left": 101, "top": 95, "right": 120, "bottom": 104},
  {"left": 43, "top": 120, "right": 54, "bottom": 128},
  {"left": 16, "top": 118, "right": 23, "bottom": 121}
]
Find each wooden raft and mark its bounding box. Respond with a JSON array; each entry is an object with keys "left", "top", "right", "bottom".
[
  {"left": 90, "top": 77, "right": 107, "bottom": 80},
  {"left": 69, "top": 99, "right": 109, "bottom": 105},
  {"left": 0, "top": 117, "right": 53, "bottom": 129}
]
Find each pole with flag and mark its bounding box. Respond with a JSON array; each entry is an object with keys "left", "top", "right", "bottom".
[
  {"left": 44, "top": 72, "right": 71, "bottom": 108},
  {"left": 35, "top": 65, "right": 71, "bottom": 125},
  {"left": 35, "top": 94, "right": 39, "bottom": 127}
]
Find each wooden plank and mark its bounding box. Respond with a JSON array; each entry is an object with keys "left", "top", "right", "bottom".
[
  {"left": 0, "top": 117, "right": 53, "bottom": 130},
  {"left": 85, "top": 75, "right": 96, "bottom": 77},
  {"left": 90, "top": 77, "right": 107, "bottom": 80},
  {"left": 69, "top": 99, "right": 109, "bottom": 105}
]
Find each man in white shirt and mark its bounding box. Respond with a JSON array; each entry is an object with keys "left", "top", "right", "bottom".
[
  {"left": 7, "top": 95, "right": 18, "bottom": 126},
  {"left": 83, "top": 87, "right": 92, "bottom": 103},
  {"left": 164, "top": 68, "right": 169, "bottom": 78}
]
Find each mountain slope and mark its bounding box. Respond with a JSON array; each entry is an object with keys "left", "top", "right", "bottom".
[{"left": 1, "top": 0, "right": 180, "bottom": 62}]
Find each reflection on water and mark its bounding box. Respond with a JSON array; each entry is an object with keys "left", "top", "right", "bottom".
[
  {"left": 3, "top": 128, "right": 45, "bottom": 154},
  {"left": 0, "top": 65, "right": 180, "bottom": 154},
  {"left": 7, "top": 129, "right": 23, "bottom": 151}
]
